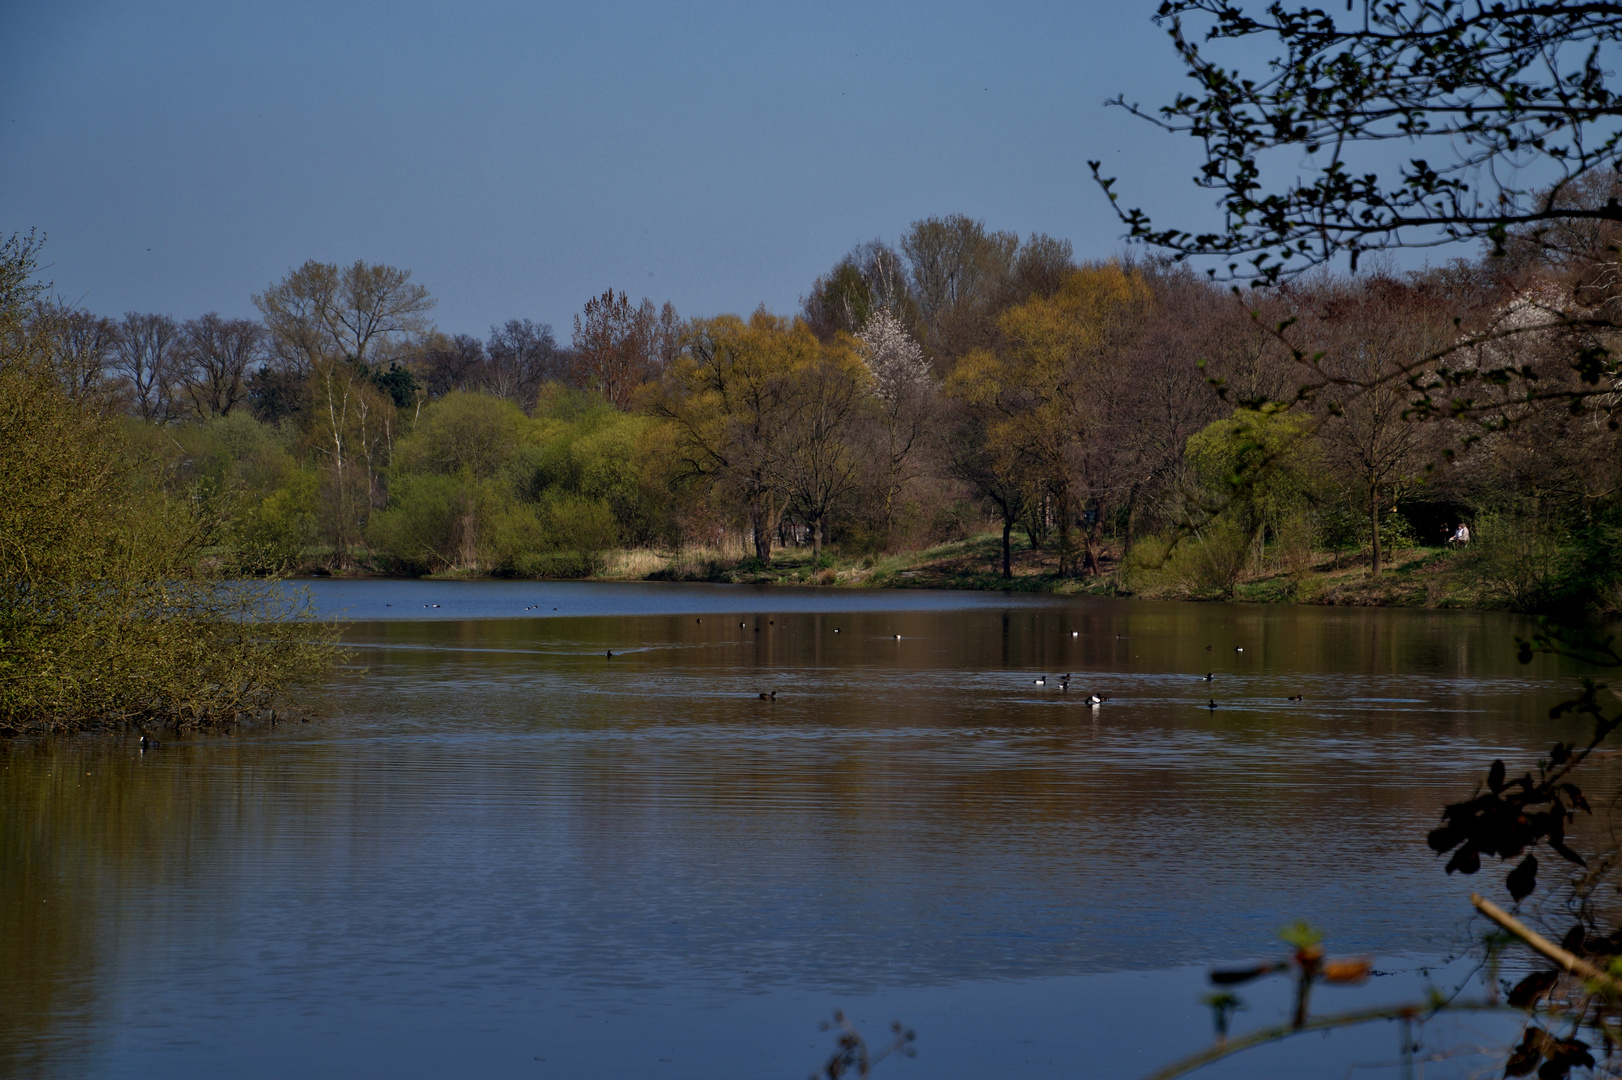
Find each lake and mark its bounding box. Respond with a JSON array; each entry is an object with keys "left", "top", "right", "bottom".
[{"left": 2, "top": 580, "right": 1604, "bottom": 1078}]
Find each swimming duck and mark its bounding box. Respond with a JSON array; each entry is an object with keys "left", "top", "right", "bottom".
[
  {"left": 1287, "top": 694, "right": 1304, "bottom": 702},
  {"left": 1086, "top": 693, "right": 1104, "bottom": 706},
  {"left": 139, "top": 735, "right": 159, "bottom": 752},
  {"left": 606, "top": 650, "right": 614, "bottom": 658},
  {"left": 1202, "top": 673, "right": 1214, "bottom": 682},
  {"left": 1033, "top": 676, "right": 1047, "bottom": 686},
  {"left": 1207, "top": 699, "right": 1219, "bottom": 710},
  {"left": 757, "top": 690, "right": 777, "bottom": 701}
]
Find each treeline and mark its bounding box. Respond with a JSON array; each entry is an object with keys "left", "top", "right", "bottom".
[{"left": 23, "top": 210, "right": 1622, "bottom": 610}]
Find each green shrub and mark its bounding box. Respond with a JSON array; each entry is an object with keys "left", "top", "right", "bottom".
[
  {"left": 237, "top": 468, "right": 320, "bottom": 572},
  {"left": 393, "top": 391, "right": 532, "bottom": 480},
  {"left": 512, "top": 551, "right": 597, "bottom": 578}
]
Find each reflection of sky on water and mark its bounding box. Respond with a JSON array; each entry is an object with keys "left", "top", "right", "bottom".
[{"left": 2, "top": 590, "right": 1605, "bottom": 1078}]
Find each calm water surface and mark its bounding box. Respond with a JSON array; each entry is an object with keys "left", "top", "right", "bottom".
[{"left": 3, "top": 581, "right": 1609, "bottom": 1078}]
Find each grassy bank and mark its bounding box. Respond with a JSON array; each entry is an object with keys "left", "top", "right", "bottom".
[
  {"left": 290, "top": 527, "right": 1616, "bottom": 615},
  {"left": 570, "top": 529, "right": 1611, "bottom": 614}
]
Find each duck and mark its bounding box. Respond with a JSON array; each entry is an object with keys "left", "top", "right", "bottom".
[
  {"left": 1071, "top": 631, "right": 1079, "bottom": 637},
  {"left": 139, "top": 735, "right": 159, "bottom": 752},
  {"left": 757, "top": 690, "right": 777, "bottom": 701},
  {"left": 1287, "top": 694, "right": 1304, "bottom": 702},
  {"left": 834, "top": 628, "right": 841, "bottom": 634},
  {"left": 606, "top": 650, "right": 614, "bottom": 659},
  {"left": 1086, "top": 693, "right": 1105, "bottom": 706},
  {"left": 1234, "top": 646, "right": 1243, "bottom": 652},
  {"left": 1207, "top": 699, "right": 1219, "bottom": 710},
  {"left": 893, "top": 634, "right": 902, "bottom": 640},
  {"left": 1033, "top": 676, "right": 1047, "bottom": 686},
  {"left": 1202, "top": 672, "right": 1214, "bottom": 682}
]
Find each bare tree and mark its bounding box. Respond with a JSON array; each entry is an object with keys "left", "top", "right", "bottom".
[
  {"left": 485, "top": 318, "right": 564, "bottom": 405},
  {"left": 802, "top": 240, "right": 919, "bottom": 340},
  {"left": 570, "top": 290, "right": 680, "bottom": 409},
  {"left": 419, "top": 333, "right": 488, "bottom": 399},
  {"left": 179, "top": 313, "right": 264, "bottom": 419},
  {"left": 254, "top": 259, "right": 434, "bottom": 371},
  {"left": 30, "top": 301, "right": 117, "bottom": 405},
  {"left": 111, "top": 312, "right": 182, "bottom": 421},
  {"left": 1304, "top": 276, "right": 1453, "bottom": 575},
  {"left": 900, "top": 215, "right": 1018, "bottom": 356}
]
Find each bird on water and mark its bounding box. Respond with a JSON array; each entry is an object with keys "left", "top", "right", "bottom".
[
  {"left": 1207, "top": 699, "right": 1219, "bottom": 710},
  {"left": 139, "top": 735, "right": 159, "bottom": 751},
  {"left": 606, "top": 650, "right": 614, "bottom": 659},
  {"left": 757, "top": 691, "right": 777, "bottom": 701},
  {"left": 1202, "top": 673, "right": 1214, "bottom": 682}
]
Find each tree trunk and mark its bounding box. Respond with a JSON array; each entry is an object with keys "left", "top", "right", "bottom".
[
  {"left": 1369, "top": 485, "right": 1383, "bottom": 578},
  {"left": 750, "top": 500, "right": 773, "bottom": 564},
  {"left": 1002, "top": 519, "right": 1013, "bottom": 580},
  {"left": 1056, "top": 488, "right": 1073, "bottom": 578},
  {"left": 1123, "top": 488, "right": 1138, "bottom": 564},
  {"left": 1083, "top": 510, "right": 1103, "bottom": 577},
  {"left": 812, "top": 515, "right": 823, "bottom": 562}
]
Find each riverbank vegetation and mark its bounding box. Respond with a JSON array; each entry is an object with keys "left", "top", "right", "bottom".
[
  {"left": 0, "top": 234, "right": 334, "bottom": 735},
  {"left": 18, "top": 205, "right": 1620, "bottom": 615}
]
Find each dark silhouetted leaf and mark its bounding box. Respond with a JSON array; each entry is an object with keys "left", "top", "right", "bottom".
[
  {"left": 1559, "top": 925, "right": 1585, "bottom": 956},
  {"left": 1548, "top": 840, "right": 1586, "bottom": 867},
  {"left": 1508, "top": 854, "right": 1539, "bottom": 901},
  {"left": 1428, "top": 823, "right": 1464, "bottom": 853},
  {"left": 1505, "top": 1027, "right": 1546, "bottom": 1077},
  {"left": 1507, "top": 970, "right": 1559, "bottom": 1009},
  {"left": 1209, "top": 962, "right": 1277, "bottom": 985},
  {"left": 1446, "top": 846, "right": 1481, "bottom": 875}
]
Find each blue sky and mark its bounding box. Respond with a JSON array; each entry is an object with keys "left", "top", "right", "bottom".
[{"left": 1, "top": 1, "right": 1216, "bottom": 336}]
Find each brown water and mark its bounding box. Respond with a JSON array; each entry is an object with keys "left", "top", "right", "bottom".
[{"left": 1, "top": 581, "right": 1604, "bottom": 1078}]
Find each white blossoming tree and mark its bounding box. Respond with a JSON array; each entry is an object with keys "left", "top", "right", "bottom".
[{"left": 857, "top": 311, "right": 935, "bottom": 544}]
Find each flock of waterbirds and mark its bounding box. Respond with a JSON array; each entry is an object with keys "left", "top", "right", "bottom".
[
  {"left": 393, "top": 600, "right": 1311, "bottom": 710},
  {"left": 1025, "top": 642, "right": 1308, "bottom": 711}
]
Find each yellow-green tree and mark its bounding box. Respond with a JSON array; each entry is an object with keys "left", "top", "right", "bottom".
[
  {"left": 0, "top": 233, "right": 331, "bottom": 733},
  {"left": 650, "top": 311, "right": 822, "bottom": 563},
  {"left": 946, "top": 264, "right": 1152, "bottom": 576},
  {"left": 778, "top": 334, "right": 872, "bottom": 560}
]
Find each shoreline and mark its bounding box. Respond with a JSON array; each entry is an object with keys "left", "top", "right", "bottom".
[{"left": 282, "top": 530, "right": 1611, "bottom": 617}]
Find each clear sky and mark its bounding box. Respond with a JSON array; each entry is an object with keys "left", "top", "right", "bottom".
[{"left": 1, "top": 0, "right": 1217, "bottom": 337}]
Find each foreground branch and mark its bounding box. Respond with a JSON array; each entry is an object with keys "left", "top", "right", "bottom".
[
  {"left": 1471, "top": 893, "right": 1618, "bottom": 991},
  {"left": 1140, "top": 1000, "right": 1505, "bottom": 1080}
]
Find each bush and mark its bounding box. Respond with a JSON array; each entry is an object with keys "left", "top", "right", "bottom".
[
  {"left": 0, "top": 235, "right": 333, "bottom": 733},
  {"left": 511, "top": 551, "right": 597, "bottom": 579},
  {"left": 393, "top": 391, "right": 532, "bottom": 480},
  {"left": 366, "top": 474, "right": 468, "bottom": 573},
  {"left": 237, "top": 468, "right": 320, "bottom": 573},
  {"left": 1467, "top": 512, "right": 1596, "bottom": 611}
]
